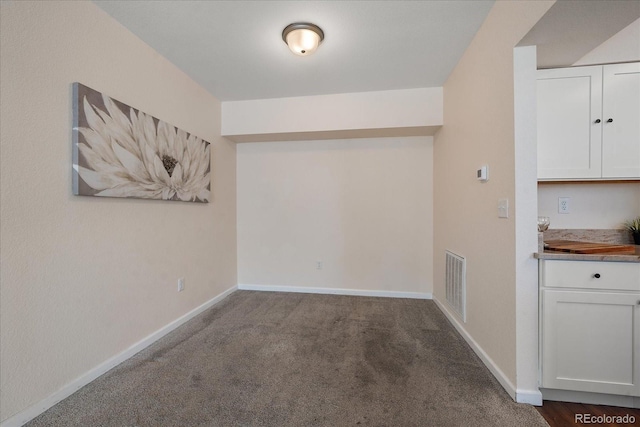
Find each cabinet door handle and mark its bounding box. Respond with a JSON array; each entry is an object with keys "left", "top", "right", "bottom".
[
  {"left": 594, "top": 119, "right": 601, "bottom": 124},
  {"left": 593, "top": 273, "right": 601, "bottom": 278},
  {"left": 606, "top": 118, "right": 613, "bottom": 123}
]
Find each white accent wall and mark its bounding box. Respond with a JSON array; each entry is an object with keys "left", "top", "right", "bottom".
[
  {"left": 573, "top": 18, "right": 640, "bottom": 66},
  {"left": 0, "top": 1, "right": 236, "bottom": 422},
  {"left": 538, "top": 182, "right": 640, "bottom": 229},
  {"left": 237, "top": 137, "right": 433, "bottom": 296}
]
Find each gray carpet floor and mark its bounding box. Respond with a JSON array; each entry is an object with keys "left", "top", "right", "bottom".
[{"left": 27, "top": 291, "right": 548, "bottom": 426}]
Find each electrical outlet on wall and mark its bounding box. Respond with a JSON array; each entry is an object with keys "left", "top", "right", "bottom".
[
  {"left": 558, "top": 197, "right": 570, "bottom": 214},
  {"left": 178, "top": 277, "right": 185, "bottom": 292}
]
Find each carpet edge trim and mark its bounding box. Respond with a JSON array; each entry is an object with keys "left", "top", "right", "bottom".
[
  {"left": 433, "top": 296, "right": 541, "bottom": 406},
  {"left": 0, "top": 285, "right": 238, "bottom": 427},
  {"left": 237, "top": 284, "right": 432, "bottom": 299}
]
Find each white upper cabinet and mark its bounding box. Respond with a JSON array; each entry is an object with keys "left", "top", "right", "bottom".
[
  {"left": 537, "top": 66, "right": 603, "bottom": 179},
  {"left": 537, "top": 62, "right": 640, "bottom": 180},
  {"left": 602, "top": 63, "right": 640, "bottom": 178}
]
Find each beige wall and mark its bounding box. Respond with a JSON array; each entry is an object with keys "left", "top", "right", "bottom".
[
  {"left": 237, "top": 137, "right": 433, "bottom": 295},
  {"left": 222, "top": 88, "right": 443, "bottom": 140},
  {"left": 0, "top": 1, "right": 236, "bottom": 421},
  {"left": 433, "top": 0, "right": 553, "bottom": 391}
]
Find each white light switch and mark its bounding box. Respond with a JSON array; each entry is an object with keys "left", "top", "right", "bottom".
[{"left": 498, "top": 199, "right": 509, "bottom": 218}]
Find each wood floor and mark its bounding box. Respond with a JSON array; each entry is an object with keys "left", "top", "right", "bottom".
[{"left": 536, "top": 400, "right": 640, "bottom": 426}]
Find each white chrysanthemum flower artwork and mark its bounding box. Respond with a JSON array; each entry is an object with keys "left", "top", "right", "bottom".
[{"left": 72, "top": 83, "right": 211, "bottom": 203}]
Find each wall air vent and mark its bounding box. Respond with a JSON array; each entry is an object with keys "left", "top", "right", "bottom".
[{"left": 445, "top": 250, "right": 466, "bottom": 323}]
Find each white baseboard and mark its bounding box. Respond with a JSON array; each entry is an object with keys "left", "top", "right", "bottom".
[
  {"left": 541, "top": 388, "right": 640, "bottom": 409},
  {"left": 238, "top": 284, "right": 432, "bottom": 300},
  {"left": 0, "top": 286, "right": 238, "bottom": 427},
  {"left": 516, "top": 389, "right": 544, "bottom": 406},
  {"left": 433, "top": 296, "right": 542, "bottom": 406}
]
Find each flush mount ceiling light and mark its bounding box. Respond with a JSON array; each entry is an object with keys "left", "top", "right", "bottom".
[{"left": 282, "top": 23, "right": 324, "bottom": 56}]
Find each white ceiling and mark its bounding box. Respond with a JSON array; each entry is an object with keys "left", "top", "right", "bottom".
[{"left": 93, "top": 0, "right": 494, "bottom": 101}]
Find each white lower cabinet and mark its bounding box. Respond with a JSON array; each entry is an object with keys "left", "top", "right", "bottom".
[{"left": 540, "top": 260, "right": 640, "bottom": 397}]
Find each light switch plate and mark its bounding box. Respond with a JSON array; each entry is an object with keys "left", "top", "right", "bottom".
[{"left": 498, "top": 198, "right": 509, "bottom": 218}]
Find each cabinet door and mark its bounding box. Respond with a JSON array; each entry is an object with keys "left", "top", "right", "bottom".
[
  {"left": 537, "top": 66, "right": 603, "bottom": 180},
  {"left": 602, "top": 63, "right": 640, "bottom": 178},
  {"left": 541, "top": 289, "right": 640, "bottom": 396}
]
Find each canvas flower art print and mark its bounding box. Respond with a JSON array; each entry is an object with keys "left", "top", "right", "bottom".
[{"left": 72, "top": 83, "right": 211, "bottom": 203}]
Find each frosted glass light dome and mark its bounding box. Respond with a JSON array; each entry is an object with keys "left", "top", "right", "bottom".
[{"left": 282, "top": 23, "right": 324, "bottom": 56}]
